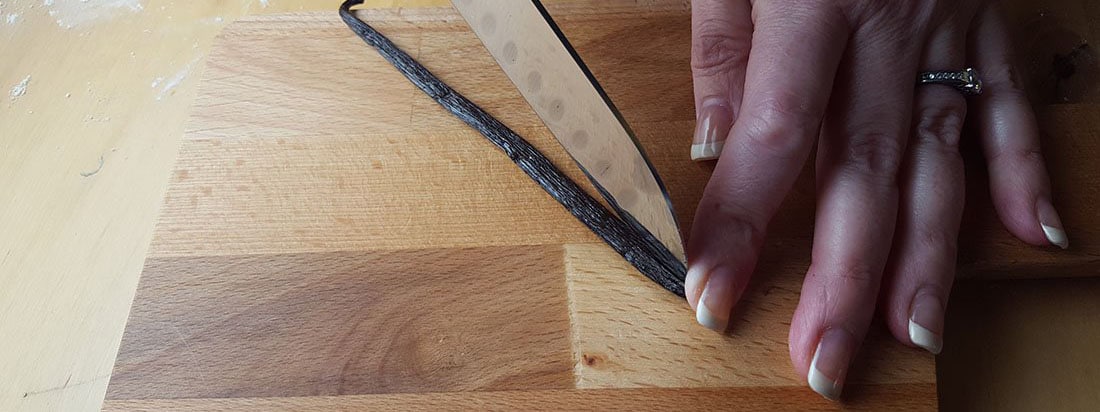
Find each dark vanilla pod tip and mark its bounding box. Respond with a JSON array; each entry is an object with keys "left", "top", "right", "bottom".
[{"left": 338, "top": 0, "right": 686, "bottom": 297}]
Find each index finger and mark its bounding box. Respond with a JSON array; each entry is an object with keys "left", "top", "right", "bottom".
[{"left": 686, "top": 4, "right": 849, "bottom": 330}]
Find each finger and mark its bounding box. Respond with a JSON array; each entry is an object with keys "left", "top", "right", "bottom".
[
  {"left": 882, "top": 21, "right": 970, "bottom": 356},
  {"left": 690, "top": 0, "right": 752, "bottom": 161},
  {"left": 686, "top": 4, "right": 848, "bottom": 330},
  {"left": 788, "top": 23, "right": 925, "bottom": 399},
  {"left": 969, "top": 3, "right": 1068, "bottom": 249}
]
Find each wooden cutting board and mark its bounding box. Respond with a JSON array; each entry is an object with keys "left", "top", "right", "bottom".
[{"left": 103, "top": 2, "right": 1096, "bottom": 410}]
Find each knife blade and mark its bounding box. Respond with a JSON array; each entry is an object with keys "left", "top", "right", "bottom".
[
  {"left": 339, "top": 0, "right": 687, "bottom": 294},
  {"left": 452, "top": 0, "right": 686, "bottom": 263}
]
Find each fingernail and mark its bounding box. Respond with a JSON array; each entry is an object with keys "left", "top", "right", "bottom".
[
  {"left": 695, "top": 266, "right": 734, "bottom": 331},
  {"left": 908, "top": 291, "right": 944, "bottom": 355},
  {"left": 685, "top": 264, "right": 707, "bottom": 310},
  {"left": 1037, "top": 198, "right": 1069, "bottom": 249},
  {"left": 808, "top": 328, "right": 855, "bottom": 401},
  {"left": 691, "top": 101, "right": 732, "bottom": 161}
]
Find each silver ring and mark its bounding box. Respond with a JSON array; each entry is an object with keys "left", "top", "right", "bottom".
[{"left": 918, "top": 68, "right": 983, "bottom": 96}]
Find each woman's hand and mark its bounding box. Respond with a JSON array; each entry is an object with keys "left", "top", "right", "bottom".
[{"left": 684, "top": 0, "right": 1067, "bottom": 400}]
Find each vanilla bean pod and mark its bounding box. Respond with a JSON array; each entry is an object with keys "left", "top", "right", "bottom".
[{"left": 339, "top": 0, "right": 686, "bottom": 296}]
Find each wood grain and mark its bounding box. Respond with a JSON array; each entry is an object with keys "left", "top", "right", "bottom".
[
  {"left": 155, "top": 6, "right": 1100, "bottom": 274},
  {"left": 566, "top": 244, "right": 933, "bottom": 389},
  {"left": 150, "top": 132, "right": 596, "bottom": 258},
  {"left": 453, "top": 0, "right": 687, "bottom": 261},
  {"left": 102, "top": 385, "right": 937, "bottom": 411},
  {"left": 108, "top": 246, "right": 573, "bottom": 399},
  {"left": 3, "top": 0, "right": 1096, "bottom": 410},
  {"left": 107, "top": 5, "right": 935, "bottom": 409},
  {"left": 105, "top": 3, "right": 1100, "bottom": 408},
  {"left": 0, "top": 1, "right": 306, "bottom": 410}
]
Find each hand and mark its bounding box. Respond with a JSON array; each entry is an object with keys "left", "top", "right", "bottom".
[{"left": 684, "top": 0, "right": 1068, "bottom": 400}]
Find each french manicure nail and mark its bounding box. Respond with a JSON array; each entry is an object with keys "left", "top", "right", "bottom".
[
  {"left": 1037, "top": 198, "right": 1069, "bottom": 249},
  {"left": 695, "top": 266, "right": 734, "bottom": 331},
  {"left": 691, "top": 140, "right": 726, "bottom": 161},
  {"left": 908, "top": 292, "right": 944, "bottom": 355},
  {"left": 808, "top": 328, "right": 855, "bottom": 401},
  {"left": 685, "top": 264, "right": 707, "bottom": 310},
  {"left": 691, "top": 101, "right": 732, "bottom": 161},
  {"left": 695, "top": 297, "right": 727, "bottom": 331},
  {"left": 1041, "top": 225, "right": 1068, "bottom": 249}
]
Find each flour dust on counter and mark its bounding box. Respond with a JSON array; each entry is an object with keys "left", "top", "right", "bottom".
[
  {"left": 9, "top": 75, "right": 30, "bottom": 101},
  {"left": 46, "top": 0, "right": 143, "bottom": 29}
]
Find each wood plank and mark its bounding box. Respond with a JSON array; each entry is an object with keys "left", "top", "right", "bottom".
[
  {"left": 149, "top": 132, "right": 596, "bottom": 258},
  {"left": 101, "top": 384, "right": 937, "bottom": 411},
  {"left": 566, "top": 244, "right": 933, "bottom": 389},
  {"left": 186, "top": 16, "right": 423, "bottom": 140},
  {"left": 107, "top": 246, "right": 573, "bottom": 399}
]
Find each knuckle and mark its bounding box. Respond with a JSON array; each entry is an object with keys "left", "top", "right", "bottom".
[
  {"left": 701, "top": 197, "right": 767, "bottom": 246},
  {"left": 993, "top": 147, "right": 1045, "bottom": 169},
  {"left": 838, "top": 131, "right": 906, "bottom": 186},
  {"left": 1019, "top": 148, "right": 1045, "bottom": 165},
  {"left": 691, "top": 21, "right": 751, "bottom": 76},
  {"left": 911, "top": 227, "right": 959, "bottom": 256},
  {"left": 812, "top": 263, "right": 881, "bottom": 291},
  {"left": 848, "top": 1, "right": 934, "bottom": 32},
  {"left": 983, "top": 65, "right": 1028, "bottom": 93},
  {"left": 914, "top": 99, "right": 967, "bottom": 149},
  {"left": 741, "top": 93, "right": 820, "bottom": 159},
  {"left": 766, "top": 1, "right": 850, "bottom": 31}
]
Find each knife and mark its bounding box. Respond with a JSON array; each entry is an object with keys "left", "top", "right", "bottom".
[
  {"left": 451, "top": 0, "right": 686, "bottom": 263},
  {"left": 339, "top": 0, "right": 687, "bottom": 295}
]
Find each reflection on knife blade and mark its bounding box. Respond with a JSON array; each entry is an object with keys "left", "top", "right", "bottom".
[{"left": 339, "top": 0, "right": 687, "bottom": 296}]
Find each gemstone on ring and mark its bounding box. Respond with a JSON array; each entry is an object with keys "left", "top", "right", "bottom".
[{"left": 918, "top": 68, "right": 983, "bottom": 96}]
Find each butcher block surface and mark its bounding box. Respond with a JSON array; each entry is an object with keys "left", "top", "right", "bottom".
[{"left": 104, "top": 2, "right": 1096, "bottom": 410}]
